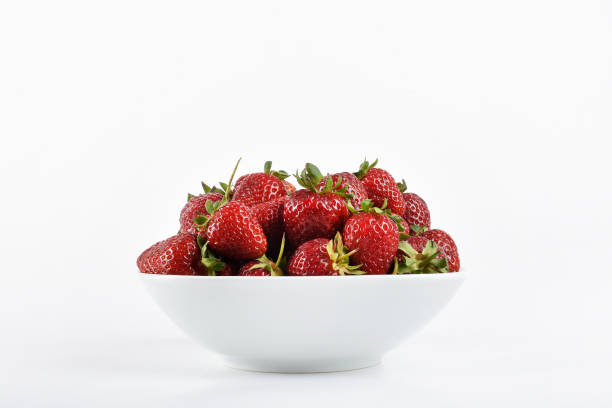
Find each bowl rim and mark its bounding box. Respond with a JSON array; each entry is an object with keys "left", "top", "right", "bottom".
[{"left": 137, "top": 270, "right": 465, "bottom": 280}]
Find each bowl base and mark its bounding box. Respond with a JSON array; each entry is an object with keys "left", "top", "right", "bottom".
[{"left": 223, "top": 355, "right": 381, "bottom": 373}]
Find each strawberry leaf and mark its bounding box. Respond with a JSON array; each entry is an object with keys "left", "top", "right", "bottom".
[
  {"left": 354, "top": 158, "right": 378, "bottom": 179},
  {"left": 397, "top": 179, "right": 407, "bottom": 193},
  {"left": 264, "top": 160, "right": 272, "bottom": 174},
  {"left": 396, "top": 240, "right": 448, "bottom": 274}
]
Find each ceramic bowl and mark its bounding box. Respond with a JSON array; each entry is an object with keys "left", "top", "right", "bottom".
[{"left": 139, "top": 272, "right": 465, "bottom": 373}]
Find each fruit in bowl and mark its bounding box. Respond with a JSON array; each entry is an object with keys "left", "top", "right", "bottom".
[{"left": 137, "top": 159, "right": 464, "bottom": 372}]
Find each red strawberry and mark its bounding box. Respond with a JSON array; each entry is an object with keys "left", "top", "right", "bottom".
[
  {"left": 403, "top": 193, "right": 431, "bottom": 231},
  {"left": 283, "top": 164, "right": 350, "bottom": 248},
  {"left": 186, "top": 159, "right": 243, "bottom": 238},
  {"left": 397, "top": 180, "right": 431, "bottom": 232},
  {"left": 251, "top": 196, "right": 286, "bottom": 257},
  {"left": 317, "top": 172, "right": 367, "bottom": 208},
  {"left": 137, "top": 233, "right": 205, "bottom": 275},
  {"left": 238, "top": 235, "right": 287, "bottom": 276},
  {"left": 232, "top": 161, "right": 290, "bottom": 206},
  {"left": 342, "top": 200, "right": 400, "bottom": 275},
  {"left": 287, "top": 233, "right": 363, "bottom": 276},
  {"left": 393, "top": 236, "right": 449, "bottom": 274},
  {"left": 421, "top": 229, "right": 460, "bottom": 272},
  {"left": 179, "top": 192, "right": 223, "bottom": 237},
  {"left": 206, "top": 201, "right": 267, "bottom": 260},
  {"left": 354, "top": 159, "right": 405, "bottom": 216}
]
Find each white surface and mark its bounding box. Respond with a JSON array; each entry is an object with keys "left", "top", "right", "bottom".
[
  {"left": 140, "top": 273, "right": 464, "bottom": 372},
  {"left": 1, "top": 0, "right": 611, "bottom": 406}
]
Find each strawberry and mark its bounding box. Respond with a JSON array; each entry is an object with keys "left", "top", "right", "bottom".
[
  {"left": 188, "top": 159, "right": 268, "bottom": 261},
  {"left": 206, "top": 201, "right": 267, "bottom": 260},
  {"left": 251, "top": 196, "right": 286, "bottom": 257},
  {"left": 354, "top": 159, "right": 405, "bottom": 216},
  {"left": 421, "top": 229, "right": 460, "bottom": 272},
  {"left": 397, "top": 179, "right": 431, "bottom": 232},
  {"left": 283, "top": 164, "right": 350, "bottom": 248},
  {"left": 317, "top": 172, "right": 367, "bottom": 208},
  {"left": 342, "top": 200, "right": 401, "bottom": 275},
  {"left": 238, "top": 235, "right": 286, "bottom": 276},
  {"left": 137, "top": 233, "right": 205, "bottom": 275},
  {"left": 287, "top": 233, "right": 363, "bottom": 276},
  {"left": 179, "top": 192, "right": 223, "bottom": 237},
  {"left": 232, "top": 161, "right": 290, "bottom": 206},
  {"left": 393, "top": 236, "right": 449, "bottom": 274}
]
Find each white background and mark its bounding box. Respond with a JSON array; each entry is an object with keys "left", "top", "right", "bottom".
[{"left": 1, "top": 0, "right": 611, "bottom": 406}]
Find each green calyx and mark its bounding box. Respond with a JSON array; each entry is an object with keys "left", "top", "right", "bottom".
[
  {"left": 326, "top": 232, "right": 365, "bottom": 275},
  {"left": 397, "top": 179, "right": 407, "bottom": 193},
  {"left": 201, "top": 181, "right": 225, "bottom": 195},
  {"left": 187, "top": 160, "right": 239, "bottom": 203},
  {"left": 249, "top": 234, "right": 286, "bottom": 276},
  {"left": 394, "top": 240, "right": 449, "bottom": 274},
  {"left": 293, "top": 163, "right": 324, "bottom": 192},
  {"left": 293, "top": 163, "right": 353, "bottom": 198},
  {"left": 197, "top": 236, "right": 228, "bottom": 276},
  {"left": 186, "top": 183, "right": 222, "bottom": 203},
  {"left": 192, "top": 158, "right": 242, "bottom": 233},
  {"left": 354, "top": 158, "right": 378, "bottom": 179},
  {"left": 410, "top": 224, "right": 429, "bottom": 235},
  {"left": 347, "top": 199, "right": 406, "bottom": 233},
  {"left": 263, "top": 161, "right": 290, "bottom": 180},
  {"left": 192, "top": 198, "right": 225, "bottom": 232}
]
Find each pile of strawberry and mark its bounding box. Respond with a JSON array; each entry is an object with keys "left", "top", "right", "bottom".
[{"left": 137, "top": 159, "right": 460, "bottom": 276}]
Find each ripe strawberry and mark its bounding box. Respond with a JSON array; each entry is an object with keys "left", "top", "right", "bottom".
[
  {"left": 206, "top": 201, "right": 267, "bottom": 260},
  {"left": 251, "top": 196, "right": 286, "bottom": 257},
  {"left": 137, "top": 233, "right": 205, "bottom": 275},
  {"left": 189, "top": 158, "right": 268, "bottom": 261},
  {"left": 397, "top": 179, "right": 431, "bottom": 232},
  {"left": 186, "top": 158, "right": 243, "bottom": 238},
  {"left": 354, "top": 159, "right": 405, "bottom": 216},
  {"left": 238, "top": 235, "right": 287, "bottom": 276},
  {"left": 393, "top": 236, "right": 449, "bottom": 274},
  {"left": 179, "top": 192, "right": 223, "bottom": 237},
  {"left": 342, "top": 200, "right": 400, "bottom": 275},
  {"left": 232, "top": 161, "right": 290, "bottom": 206},
  {"left": 287, "top": 233, "right": 363, "bottom": 276},
  {"left": 317, "top": 172, "right": 367, "bottom": 208},
  {"left": 421, "top": 229, "right": 460, "bottom": 272},
  {"left": 283, "top": 164, "right": 350, "bottom": 248}
]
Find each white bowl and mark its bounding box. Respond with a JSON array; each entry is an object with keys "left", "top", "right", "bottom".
[{"left": 139, "top": 272, "right": 465, "bottom": 373}]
